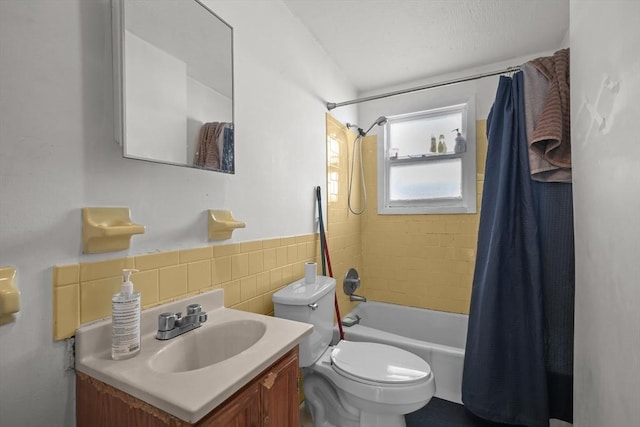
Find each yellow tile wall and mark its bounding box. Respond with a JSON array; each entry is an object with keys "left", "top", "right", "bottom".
[
  {"left": 325, "top": 115, "right": 488, "bottom": 317},
  {"left": 357, "top": 120, "right": 488, "bottom": 314},
  {"left": 326, "top": 114, "right": 364, "bottom": 319},
  {"left": 52, "top": 234, "right": 320, "bottom": 340}
]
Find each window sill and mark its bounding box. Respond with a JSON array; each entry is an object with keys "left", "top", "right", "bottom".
[{"left": 389, "top": 152, "right": 464, "bottom": 164}]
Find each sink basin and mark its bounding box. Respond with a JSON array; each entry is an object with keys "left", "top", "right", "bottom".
[{"left": 149, "top": 319, "right": 267, "bottom": 373}]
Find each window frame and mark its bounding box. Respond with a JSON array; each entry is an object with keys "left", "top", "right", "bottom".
[{"left": 377, "top": 96, "right": 477, "bottom": 215}]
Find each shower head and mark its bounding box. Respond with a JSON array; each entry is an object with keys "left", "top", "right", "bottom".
[
  {"left": 362, "top": 116, "right": 388, "bottom": 136},
  {"left": 374, "top": 116, "right": 388, "bottom": 126}
]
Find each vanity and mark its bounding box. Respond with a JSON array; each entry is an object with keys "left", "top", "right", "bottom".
[{"left": 75, "top": 289, "right": 312, "bottom": 426}]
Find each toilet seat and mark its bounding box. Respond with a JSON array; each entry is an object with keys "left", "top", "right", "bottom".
[
  {"left": 310, "top": 340, "right": 435, "bottom": 411},
  {"left": 330, "top": 340, "right": 431, "bottom": 385}
]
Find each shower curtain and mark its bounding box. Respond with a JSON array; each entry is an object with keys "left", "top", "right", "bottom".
[{"left": 462, "top": 73, "right": 574, "bottom": 426}]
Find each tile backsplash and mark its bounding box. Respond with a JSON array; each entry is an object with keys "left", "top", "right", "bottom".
[{"left": 53, "top": 234, "right": 319, "bottom": 340}]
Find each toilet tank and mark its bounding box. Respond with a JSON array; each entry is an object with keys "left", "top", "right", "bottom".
[{"left": 273, "top": 276, "right": 336, "bottom": 367}]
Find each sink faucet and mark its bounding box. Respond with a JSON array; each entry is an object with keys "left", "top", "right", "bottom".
[
  {"left": 156, "top": 303, "right": 208, "bottom": 340},
  {"left": 349, "top": 294, "right": 367, "bottom": 302}
]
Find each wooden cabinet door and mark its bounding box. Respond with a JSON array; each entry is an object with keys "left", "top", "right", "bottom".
[
  {"left": 260, "top": 348, "right": 299, "bottom": 427},
  {"left": 198, "top": 382, "right": 261, "bottom": 427}
]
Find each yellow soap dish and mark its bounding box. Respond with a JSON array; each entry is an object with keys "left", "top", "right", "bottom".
[
  {"left": 208, "top": 210, "right": 245, "bottom": 241},
  {"left": 82, "top": 207, "right": 145, "bottom": 254}
]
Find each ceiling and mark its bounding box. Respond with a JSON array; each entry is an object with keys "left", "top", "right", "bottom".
[{"left": 283, "top": 0, "right": 569, "bottom": 93}]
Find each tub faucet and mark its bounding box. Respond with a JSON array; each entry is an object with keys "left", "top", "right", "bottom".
[
  {"left": 349, "top": 294, "right": 367, "bottom": 302},
  {"left": 156, "top": 303, "right": 208, "bottom": 340}
]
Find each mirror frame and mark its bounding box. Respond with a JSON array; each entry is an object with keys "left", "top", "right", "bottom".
[{"left": 111, "top": 0, "right": 235, "bottom": 173}]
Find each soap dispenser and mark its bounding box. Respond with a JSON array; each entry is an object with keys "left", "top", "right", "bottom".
[
  {"left": 112, "top": 268, "right": 141, "bottom": 360},
  {"left": 453, "top": 128, "right": 467, "bottom": 153}
]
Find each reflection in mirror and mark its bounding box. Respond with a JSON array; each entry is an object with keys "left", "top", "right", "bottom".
[{"left": 113, "top": 0, "right": 234, "bottom": 173}]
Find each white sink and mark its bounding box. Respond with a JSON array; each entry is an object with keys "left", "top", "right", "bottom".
[
  {"left": 75, "top": 289, "right": 313, "bottom": 423},
  {"left": 149, "top": 319, "right": 267, "bottom": 373}
]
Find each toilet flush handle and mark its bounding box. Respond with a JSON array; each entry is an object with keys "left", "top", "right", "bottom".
[{"left": 308, "top": 303, "right": 318, "bottom": 310}]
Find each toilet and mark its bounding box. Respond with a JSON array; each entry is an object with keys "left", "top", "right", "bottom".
[{"left": 273, "top": 276, "right": 435, "bottom": 427}]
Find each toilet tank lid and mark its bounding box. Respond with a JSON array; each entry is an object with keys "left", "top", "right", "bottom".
[{"left": 272, "top": 276, "right": 336, "bottom": 305}]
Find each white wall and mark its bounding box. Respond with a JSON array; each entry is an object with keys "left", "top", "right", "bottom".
[
  {"left": 571, "top": 1, "right": 640, "bottom": 425},
  {"left": 0, "top": 0, "right": 356, "bottom": 425}
]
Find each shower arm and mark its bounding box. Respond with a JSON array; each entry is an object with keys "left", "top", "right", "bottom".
[{"left": 347, "top": 117, "right": 387, "bottom": 137}]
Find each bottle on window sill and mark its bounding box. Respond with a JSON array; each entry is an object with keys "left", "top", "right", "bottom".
[{"left": 437, "top": 134, "right": 447, "bottom": 153}]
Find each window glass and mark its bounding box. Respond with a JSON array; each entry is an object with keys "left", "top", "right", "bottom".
[
  {"left": 389, "top": 159, "right": 462, "bottom": 201},
  {"left": 389, "top": 112, "right": 462, "bottom": 157}
]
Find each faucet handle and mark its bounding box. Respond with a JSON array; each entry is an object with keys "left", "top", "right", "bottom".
[
  {"left": 158, "top": 312, "right": 176, "bottom": 332},
  {"left": 186, "top": 304, "right": 202, "bottom": 315}
]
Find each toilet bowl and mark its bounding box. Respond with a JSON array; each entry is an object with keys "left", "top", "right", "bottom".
[
  {"left": 308, "top": 340, "right": 434, "bottom": 427},
  {"left": 273, "top": 276, "right": 435, "bottom": 427}
]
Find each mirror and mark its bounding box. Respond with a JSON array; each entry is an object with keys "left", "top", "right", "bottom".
[{"left": 112, "top": 0, "right": 234, "bottom": 173}]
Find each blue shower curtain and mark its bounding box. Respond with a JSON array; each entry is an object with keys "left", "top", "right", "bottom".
[{"left": 462, "top": 73, "right": 574, "bottom": 426}]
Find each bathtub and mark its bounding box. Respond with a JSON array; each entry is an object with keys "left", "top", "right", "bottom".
[{"left": 336, "top": 301, "right": 468, "bottom": 404}]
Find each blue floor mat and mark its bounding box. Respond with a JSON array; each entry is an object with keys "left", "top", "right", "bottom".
[{"left": 405, "top": 398, "right": 525, "bottom": 427}]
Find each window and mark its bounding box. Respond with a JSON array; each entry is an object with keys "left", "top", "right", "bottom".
[
  {"left": 327, "top": 134, "right": 340, "bottom": 203},
  {"left": 377, "top": 98, "right": 476, "bottom": 214}
]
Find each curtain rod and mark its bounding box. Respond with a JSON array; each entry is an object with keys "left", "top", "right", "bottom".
[{"left": 326, "top": 65, "right": 521, "bottom": 110}]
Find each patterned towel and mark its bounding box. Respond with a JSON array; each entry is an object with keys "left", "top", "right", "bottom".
[
  {"left": 194, "top": 122, "right": 223, "bottom": 169},
  {"left": 523, "top": 62, "right": 571, "bottom": 182},
  {"left": 529, "top": 48, "right": 571, "bottom": 169}
]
